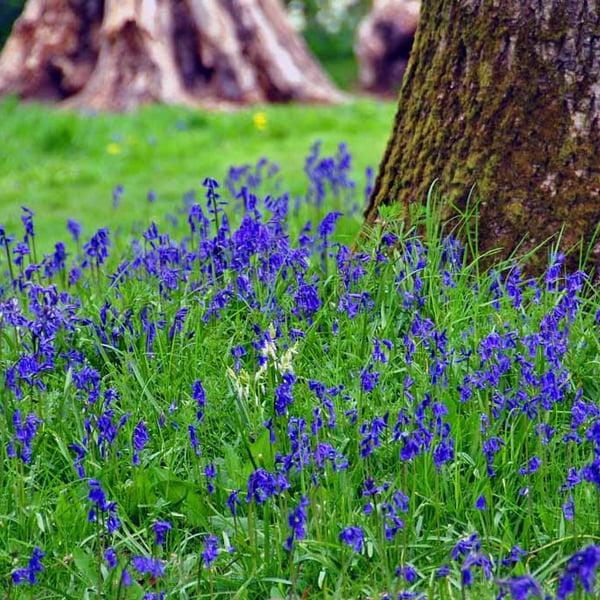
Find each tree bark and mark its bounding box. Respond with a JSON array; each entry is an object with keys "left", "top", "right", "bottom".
[
  {"left": 0, "top": 0, "right": 343, "bottom": 110},
  {"left": 0, "top": 0, "right": 102, "bottom": 100},
  {"left": 364, "top": 0, "right": 600, "bottom": 274},
  {"left": 355, "top": 0, "right": 420, "bottom": 96}
]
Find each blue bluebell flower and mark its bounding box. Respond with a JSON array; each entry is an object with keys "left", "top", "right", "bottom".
[
  {"left": 226, "top": 490, "right": 241, "bottom": 516},
  {"left": 205, "top": 463, "right": 217, "bottom": 493},
  {"left": 285, "top": 495, "right": 310, "bottom": 551},
  {"left": 20, "top": 206, "right": 35, "bottom": 241},
  {"left": 452, "top": 532, "right": 481, "bottom": 561},
  {"left": 87, "top": 479, "right": 120, "bottom": 534},
  {"left": 246, "top": 468, "right": 289, "bottom": 504},
  {"left": 104, "top": 547, "right": 118, "bottom": 568},
  {"left": 153, "top": 521, "right": 172, "bottom": 546},
  {"left": 557, "top": 545, "right": 600, "bottom": 599},
  {"left": 7, "top": 410, "right": 42, "bottom": 464},
  {"left": 396, "top": 564, "right": 418, "bottom": 583},
  {"left": 202, "top": 535, "right": 219, "bottom": 568},
  {"left": 82, "top": 228, "right": 111, "bottom": 269},
  {"left": 191, "top": 379, "right": 206, "bottom": 422},
  {"left": 132, "top": 420, "right": 149, "bottom": 466},
  {"left": 495, "top": 574, "right": 544, "bottom": 599},
  {"left": 12, "top": 547, "right": 45, "bottom": 585},
  {"left": 132, "top": 555, "right": 165, "bottom": 578},
  {"left": 112, "top": 184, "right": 124, "bottom": 208},
  {"left": 274, "top": 373, "right": 296, "bottom": 416},
  {"left": 339, "top": 526, "right": 364, "bottom": 553},
  {"left": 475, "top": 495, "right": 487, "bottom": 510},
  {"left": 188, "top": 424, "right": 201, "bottom": 456}
]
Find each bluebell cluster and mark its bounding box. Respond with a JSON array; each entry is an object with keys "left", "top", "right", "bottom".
[{"left": 1, "top": 142, "right": 600, "bottom": 599}]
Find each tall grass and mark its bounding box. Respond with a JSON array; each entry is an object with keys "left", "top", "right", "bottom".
[{"left": 1, "top": 131, "right": 600, "bottom": 599}]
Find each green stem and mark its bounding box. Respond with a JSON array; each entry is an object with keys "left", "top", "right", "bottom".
[
  {"left": 96, "top": 516, "right": 104, "bottom": 598},
  {"left": 402, "top": 461, "right": 408, "bottom": 563},
  {"left": 263, "top": 501, "right": 271, "bottom": 576},
  {"left": 248, "top": 503, "right": 257, "bottom": 572},
  {"left": 289, "top": 545, "right": 298, "bottom": 599},
  {"left": 196, "top": 549, "right": 202, "bottom": 597},
  {"left": 3, "top": 239, "right": 15, "bottom": 284},
  {"left": 434, "top": 466, "right": 441, "bottom": 541},
  {"left": 597, "top": 493, "right": 600, "bottom": 538}
]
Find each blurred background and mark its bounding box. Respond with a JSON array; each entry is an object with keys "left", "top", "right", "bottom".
[
  {"left": 0, "top": 0, "right": 23, "bottom": 48},
  {"left": 0, "top": 0, "right": 417, "bottom": 247},
  {"left": 0, "top": 0, "right": 368, "bottom": 91},
  {"left": 284, "top": 0, "right": 369, "bottom": 89}
]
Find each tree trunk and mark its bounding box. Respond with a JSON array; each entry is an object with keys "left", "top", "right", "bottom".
[
  {"left": 0, "top": 0, "right": 102, "bottom": 100},
  {"left": 364, "top": 0, "right": 600, "bottom": 274},
  {"left": 0, "top": 0, "right": 343, "bottom": 111},
  {"left": 355, "top": 0, "right": 419, "bottom": 96}
]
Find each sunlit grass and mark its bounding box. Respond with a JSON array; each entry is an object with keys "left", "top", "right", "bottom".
[{"left": 0, "top": 96, "right": 395, "bottom": 252}]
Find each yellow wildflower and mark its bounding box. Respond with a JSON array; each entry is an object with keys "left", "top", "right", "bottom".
[
  {"left": 253, "top": 112, "right": 267, "bottom": 131},
  {"left": 107, "top": 143, "right": 122, "bottom": 155}
]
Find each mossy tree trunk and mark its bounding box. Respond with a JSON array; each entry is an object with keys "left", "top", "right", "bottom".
[
  {"left": 0, "top": 0, "right": 343, "bottom": 111},
  {"left": 364, "top": 0, "right": 600, "bottom": 274}
]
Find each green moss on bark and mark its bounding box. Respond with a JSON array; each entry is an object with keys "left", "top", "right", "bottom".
[{"left": 365, "top": 0, "right": 600, "bottom": 274}]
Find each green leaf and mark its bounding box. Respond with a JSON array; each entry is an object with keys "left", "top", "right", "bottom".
[
  {"left": 223, "top": 443, "right": 244, "bottom": 488},
  {"left": 71, "top": 546, "right": 96, "bottom": 587}
]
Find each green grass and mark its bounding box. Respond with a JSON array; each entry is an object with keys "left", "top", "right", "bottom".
[
  {"left": 319, "top": 54, "right": 360, "bottom": 91},
  {"left": 2, "top": 99, "right": 600, "bottom": 599},
  {"left": 0, "top": 96, "right": 395, "bottom": 252}
]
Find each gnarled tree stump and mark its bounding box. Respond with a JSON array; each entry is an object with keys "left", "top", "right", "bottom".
[{"left": 0, "top": 0, "right": 102, "bottom": 101}]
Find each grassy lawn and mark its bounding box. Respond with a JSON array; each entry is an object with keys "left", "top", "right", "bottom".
[
  {"left": 1, "top": 96, "right": 600, "bottom": 599},
  {"left": 0, "top": 96, "right": 395, "bottom": 252}
]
